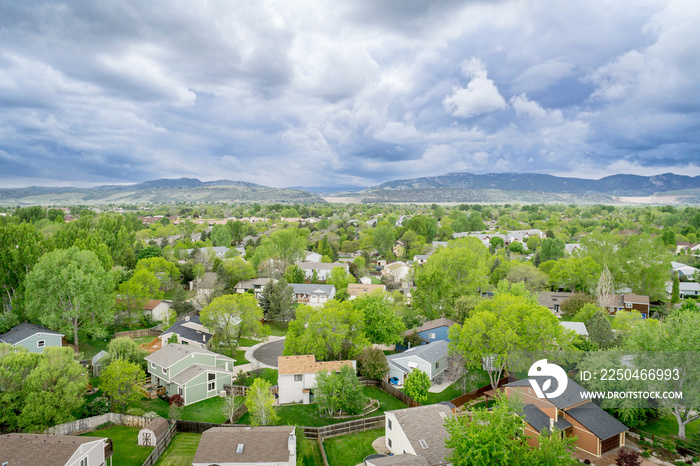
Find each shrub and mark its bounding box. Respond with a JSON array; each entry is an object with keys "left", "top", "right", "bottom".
[
  {"left": 84, "top": 397, "right": 111, "bottom": 417},
  {"left": 169, "top": 394, "right": 184, "bottom": 406},
  {"left": 357, "top": 347, "right": 389, "bottom": 381},
  {"left": 640, "top": 450, "right": 651, "bottom": 458},
  {"left": 615, "top": 448, "right": 642, "bottom": 466},
  {"left": 126, "top": 407, "right": 145, "bottom": 416}
]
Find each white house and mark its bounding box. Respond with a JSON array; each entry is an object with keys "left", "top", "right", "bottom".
[
  {"left": 382, "top": 261, "right": 410, "bottom": 282},
  {"left": 295, "top": 261, "right": 348, "bottom": 281},
  {"left": 143, "top": 299, "right": 172, "bottom": 322},
  {"left": 666, "top": 281, "right": 700, "bottom": 299},
  {"left": 672, "top": 261, "right": 699, "bottom": 280},
  {"left": 380, "top": 404, "right": 453, "bottom": 466},
  {"left": 290, "top": 284, "right": 336, "bottom": 307},
  {"left": 386, "top": 340, "right": 449, "bottom": 385},
  {"left": 305, "top": 251, "right": 323, "bottom": 262},
  {"left": 277, "top": 355, "right": 355, "bottom": 405}
]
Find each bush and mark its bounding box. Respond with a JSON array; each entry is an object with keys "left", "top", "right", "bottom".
[
  {"left": 357, "top": 347, "right": 389, "bottom": 381},
  {"left": 84, "top": 397, "right": 111, "bottom": 417},
  {"left": 640, "top": 450, "right": 651, "bottom": 458},
  {"left": 663, "top": 439, "right": 676, "bottom": 453},
  {"left": 615, "top": 448, "right": 642, "bottom": 465},
  {"left": 126, "top": 407, "right": 145, "bottom": 416},
  {"left": 169, "top": 394, "right": 184, "bottom": 406}
]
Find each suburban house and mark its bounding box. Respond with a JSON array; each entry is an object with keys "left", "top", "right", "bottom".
[
  {"left": 380, "top": 404, "right": 454, "bottom": 465},
  {"left": 676, "top": 241, "right": 700, "bottom": 255},
  {"left": 453, "top": 229, "right": 544, "bottom": 246},
  {"left": 666, "top": 281, "right": 700, "bottom": 299},
  {"left": 192, "top": 426, "right": 296, "bottom": 466},
  {"left": 386, "top": 340, "right": 449, "bottom": 385},
  {"left": 0, "top": 322, "right": 63, "bottom": 353},
  {"left": 672, "top": 261, "right": 699, "bottom": 279},
  {"left": 0, "top": 433, "right": 113, "bottom": 466},
  {"left": 234, "top": 277, "right": 277, "bottom": 299},
  {"left": 604, "top": 293, "right": 650, "bottom": 317},
  {"left": 382, "top": 261, "right": 410, "bottom": 282},
  {"left": 138, "top": 417, "right": 170, "bottom": 447},
  {"left": 290, "top": 284, "right": 336, "bottom": 307},
  {"left": 392, "top": 239, "right": 406, "bottom": 257},
  {"left": 159, "top": 315, "right": 213, "bottom": 348},
  {"left": 143, "top": 299, "right": 172, "bottom": 322},
  {"left": 145, "top": 344, "right": 235, "bottom": 406},
  {"left": 347, "top": 283, "right": 386, "bottom": 298},
  {"left": 565, "top": 243, "right": 581, "bottom": 254},
  {"left": 185, "top": 246, "right": 230, "bottom": 259},
  {"left": 404, "top": 318, "right": 456, "bottom": 346},
  {"left": 505, "top": 377, "right": 628, "bottom": 457},
  {"left": 537, "top": 291, "right": 576, "bottom": 314},
  {"left": 560, "top": 321, "right": 589, "bottom": 337},
  {"left": 190, "top": 272, "right": 218, "bottom": 299},
  {"left": 295, "top": 261, "right": 348, "bottom": 281},
  {"left": 413, "top": 254, "right": 430, "bottom": 266},
  {"left": 278, "top": 355, "right": 356, "bottom": 405},
  {"left": 305, "top": 251, "right": 322, "bottom": 262}
]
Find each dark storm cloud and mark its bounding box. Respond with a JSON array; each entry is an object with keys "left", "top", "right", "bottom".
[{"left": 0, "top": 0, "right": 699, "bottom": 189}]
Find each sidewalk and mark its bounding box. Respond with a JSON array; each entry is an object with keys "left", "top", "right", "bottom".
[{"left": 244, "top": 335, "right": 286, "bottom": 369}]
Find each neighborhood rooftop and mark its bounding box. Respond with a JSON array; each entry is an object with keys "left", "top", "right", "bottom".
[
  {"left": 388, "top": 404, "right": 453, "bottom": 466},
  {"left": 170, "top": 364, "right": 234, "bottom": 385},
  {"left": 387, "top": 340, "right": 449, "bottom": 365},
  {"left": 192, "top": 426, "right": 295, "bottom": 465},
  {"left": 160, "top": 315, "right": 212, "bottom": 345},
  {"left": 0, "top": 433, "right": 105, "bottom": 466},
  {"left": 290, "top": 283, "right": 336, "bottom": 295},
  {"left": 405, "top": 318, "right": 455, "bottom": 337},
  {"left": 145, "top": 343, "right": 231, "bottom": 368},
  {"left": 0, "top": 322, "right": 63, "bottom": 345},
  {"left": 278, "top": 355, "right": 354, "bottom": 375},
  {"left": 522, "top": 404, "right": 573, "bottom": 433}
]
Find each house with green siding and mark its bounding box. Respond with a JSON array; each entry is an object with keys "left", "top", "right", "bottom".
[
  {"left": 145, "top": 343, "right": 235, "bottom": 406},
  {"left": 0, "top": 322, "right": 63, "bottom": 353}
]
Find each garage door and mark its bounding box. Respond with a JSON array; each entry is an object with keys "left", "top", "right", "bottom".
[{"left": 601, "top": 434, "right": 620, "bottom": 454}]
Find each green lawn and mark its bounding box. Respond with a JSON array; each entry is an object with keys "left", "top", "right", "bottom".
[
  {"left": 137, "top": 396, "right": 229, "bottom": 423},
  {"left": 323, "top": 428, "right": 384, "bottom": 466},
  {"left": 154, "top": 433, "right": 201, "bottom": 466},
  {"left": 297, "top": 436, "right": 324, "bottom": 466},
  {"left": 422, "top": 371, "right": 491, "bottom": 405},
  {"left": 265, "top": 321, "right": 289, "bottom": 336},
  {"left": 641, "top": 415, "right": 700, "bottom": 440},
  {"left": 237, "top": 385, "right": 405, "bottom": 427},
  {"left": 237, "top": 337, "right": 261, "bottom": 347},
  {"left": 79, "top": 335, "right": 110, "bottom": 360},
  {"left": 81, "top": 425, "right": 152, "bottom": 466},
  {"left": 233, "top": 349, "right": 248, "bottom": 365}
]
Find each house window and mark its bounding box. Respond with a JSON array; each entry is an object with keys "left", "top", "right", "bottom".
[
  {"left": 388, "top": 419, "right": 392, "bottom": 430},
  {"left": 151, "top": 362, "right": 155, "bottom": 369},
  {"left": 388, "top": 438, "right": 392, "bottom": 448},
  {"left": 79, "top": 457, "right": 88, "bottom": 466},
  {"left": 178, "top": 387, "right": 184, "bottom": 397},
  {"left": 37, "top": 340, "right": 45, "bottom": 348},
  {"left": 208, "top": 373, "right": 216, "bottom": 391},
  {"left": 428, "top": 332, "right": 436, "bottom": 339},
  {"left": 294, "top": 374, "right": 302, "bottom": 382},
  {"left": 435, "top": 361, "right": 440, "bottom": 370},
  {"left": 625, "top": 302, "right": 632, "bottom": 309},
  {"left": 163, "top": 368, "right": 168, "bottom": 375}
]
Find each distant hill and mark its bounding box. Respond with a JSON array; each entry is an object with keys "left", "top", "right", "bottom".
[
  {"left": 0, "top": 178, "right": 321, "bottom": 206},
  {"left": 372, "top": 172, "right": 700, "bottom": 196}
]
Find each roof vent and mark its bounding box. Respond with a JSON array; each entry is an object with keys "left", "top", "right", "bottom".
[
  {"left": 419, "top": 439, "right": 428, "bottom": 449},
  {"left": 236, "top": 443, "right": 244, "bottom": 454}
]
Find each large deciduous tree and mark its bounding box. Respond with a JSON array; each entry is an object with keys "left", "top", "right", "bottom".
[
  {"left": 25, "top": 247, "right": 115, "bottom": 346},
  {"left": 201, "top": 293, "right": 267, "bottom": 356},
  {"left": 351, "top": 291, "right": 405, "bottom": 346},
  {"left": 0, "top": 220, "right": 43, "bottom": 316},
  {"left": 101, "top": 360, "right": 146, "bottom": 413},
  {"left": 117, "top": 268, "right": 160, "bottom": 325},
  {"left": 135, "top": 257, "right": 181, "bottom": 289},
  {"left": 403, "top": 369, "right": 430, "bottom": 404},
  {"left": 245, "top": 378, "right": 278, "bottom": 426}
]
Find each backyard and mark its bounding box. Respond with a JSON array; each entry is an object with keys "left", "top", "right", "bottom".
[
  {"left": 641, "top": 414, "right": 700, "bottom": 440},
  {"left": 154, "top": 432, "right": 201, "bottom": 466},
  {"left": 136, "top": 396, "right": 229, "bottom": 423},
  {"left": 323, "top": 428, "right": 384, "bottom": 466},
  {"left": 81, "top": 425, "right": 152, "bottom": 466}
]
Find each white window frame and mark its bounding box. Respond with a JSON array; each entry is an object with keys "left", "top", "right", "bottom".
[
  {"left": 207, "top": 372, "right": 216, "bottom": 391},
  {"left": 625, "top": 302, "right": 632, "bottom": 309},
  {"left": 37, "top": 340, "right": 45, "bottom": 348},
  {"left": 428, "top": 332, "right": 436, "bottom": 339},
  {"left": 79, "top": 457, "right": 88, "bottom": 466},
  {"left": 294, "top": 374, "right": 302, "bottom": 382}
]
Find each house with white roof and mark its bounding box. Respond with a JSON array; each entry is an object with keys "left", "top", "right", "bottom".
[
  {"left": 159, "top": 315, "right": 213, "bottom": 348},
  {"left": 672, "top": 261, "right": 699, "bottom": 280},
  {"left": 560, "top": 321, "right": 589, "bottom": 337},
  {"left": 666, "top": 281, "right": 700, "bottom": 299}
]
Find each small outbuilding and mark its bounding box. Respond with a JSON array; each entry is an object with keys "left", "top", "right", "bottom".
[{"left": 138, "top": 417, "right": 170, "bottom": 447}]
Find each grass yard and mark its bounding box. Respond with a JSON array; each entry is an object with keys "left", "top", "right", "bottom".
[
  {"left": 297, "top": 435, "right": 324, "bottom": 466},
  {"left": 78, "top": 332, "right": 110, "bottom": 360},
  {"left": 237, "top": 337, "right": 261, "bottom": 347},
  {"left": 323, "top": 428, "right": 384, "bottom": 466},
  {"left": 137, "top": 396, "right": 229, "bottom": 423},
  {"left": 81, "top": 425, "right": 152, "bottom": 466},
  {"left": 265, "top": 321, "right": 289, "bottom": 336},
  {"left": 233, "top": 349, "right": 248, "bottom": 365},
  {"left": 236, "top": 385, "right": 406, "bottom": 427},
  {"left": 424, "top": 371, "right": 491, "bottom": 405},
  {"left": 642, "top": 414, "right": 700, "bottom": 440},
  {"left": 154, "top": 433, "right": 201, "bottom": 466}
]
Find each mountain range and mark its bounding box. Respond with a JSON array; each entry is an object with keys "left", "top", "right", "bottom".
[{"left": 2, "top": 173, "right": 700, "bottom": 205}]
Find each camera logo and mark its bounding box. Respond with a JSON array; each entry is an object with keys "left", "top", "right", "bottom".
[{"left": 528, "top": 359, "right": 568, "bottom": 399}]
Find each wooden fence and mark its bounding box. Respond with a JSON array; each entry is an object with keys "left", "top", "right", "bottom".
[
  {"left": 114, "top": 327, "right": 162, "bottom": 339},
  {"left": 378, "top": 380, "right": 420, "bottom": 407},
  {"left": 45, "top": 413, "right": 155, "bottom": 436},
  {"left": 141, "top": 423, "right": 176, "bottom": 466},
  {"left": 629, "top": 427, "right": 700, "bottom": 458},
  {"left": 305, "top": 415, "right": 385, "bottom": 440},
  {"left": 449, "top": 376, "right": 518, "bottom": 408},
  {"left": 318, "top": 436, "right": 330, "bottom": 466},
  {"left": 223, "top": 384, "right": 250, "bottom": 397}
]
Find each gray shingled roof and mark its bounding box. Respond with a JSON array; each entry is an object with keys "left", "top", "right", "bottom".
[
  {"left": 193, "top": 426, "right": 294, "bottom": 464},
  {"left": 565, "top": 403, "right": 628, "bottom": 440},
  {"left": 290, "top": 283, "right": 336, "bottom": 296},
  {"left": 521, "top": 404, "right": 572, "bottom": 433},
  {"left": 145, "top": 343, "right": 231, "bottom": 368},
  {"left": 170, "top": 364, "right": 233, "bottom": 385},
  {"left": 367, "top": 455, "right": 431, "bottom": 465},
  {"left": 160, "top": 315, "right": 212, "bottom": 344},
  {"left": 0, "top": 433, "right": 105, "bottom": 466},
  {"left": 0, "top": 322, "right": 63, "bottom": 345},
  {"left": 560, "top": 321, "right": 589, "bottom": 336},
  {"left": 388, "top": 405, "right": 453, "bottom": 465},
  {"left": 506, "top": 377, "right": 589, "bottom": 410},
  {"left": 387, "top": 340, "right": 448, "bottom": 365}
]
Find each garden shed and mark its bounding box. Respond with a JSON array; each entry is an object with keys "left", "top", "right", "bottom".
[{"left": 138, "top": 417, "right": 170, "bottom": 447}]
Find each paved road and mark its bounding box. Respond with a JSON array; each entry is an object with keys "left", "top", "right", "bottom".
[{"left": 252, "top": 339, "right": 286, "bottom": 367}]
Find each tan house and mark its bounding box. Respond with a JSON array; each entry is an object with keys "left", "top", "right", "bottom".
[
  {"left": 277, "top": 355, "right": 356, "bottom": 404},
  {"left": 505, "top": 377, "right": 628, "bottom": 457}
]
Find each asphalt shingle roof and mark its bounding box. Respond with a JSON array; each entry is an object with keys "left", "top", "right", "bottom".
[
  {"left": 170, "top": 364, "right": 233, "bottom": 385},
  {"left": 521, "top": 404, "right": 572, "bottom": 433},
  {"left": 0, "top": 433, "right": 105, "bottom": 466},
  {"left": 145, "top": 343, "right": 231, "bottom": 368},
  {"left": 192, "top": 426, "right": 295, "bottom": 464},
  {"left": 0, "top": 322, "right": 63, "bottom": 345},
  {"left": 387, "top": 340, "right": 448, "bottom": 365},
  {"left": 566, "top": 403, "right": 628, "bottom": 440},
  {"left": 388, "top": 405, "right": 453, "bottom": 465},
  {"left": 290, "top": 283, "right": 336, "bottom": 296},
  {"left": 506, "top": 377, "right": 589, "bottom": 410},
  {"left": 160, "top": 315, "right": 212, "bottom": 344},
  {"left": 405, "top": 318, "right": 455, "bottom": 337}
]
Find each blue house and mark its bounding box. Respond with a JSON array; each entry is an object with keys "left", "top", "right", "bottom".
[
  {"left": 399, "top": 318, "right": 455, "bottom": 351},
  {"left": 0, "top": 322, "right": 64, "bottom": 353}
]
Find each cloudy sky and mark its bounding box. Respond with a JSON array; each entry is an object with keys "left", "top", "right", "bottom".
[{"left": 1, "top": 0, "right": 699, "bottom": 189}]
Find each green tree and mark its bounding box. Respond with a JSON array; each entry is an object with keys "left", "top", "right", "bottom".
[
  {"left": 284, "top": 301, "right": 368, "bottom": 360},
  {"left": 373, "top": 222, "right": 396, "bottom": 258},
  {"left": 560, "top": 293, "right": 595, "bottom": 316},
  {"left": 547, "top": 256, "right": 600, "bottom": 293},
  {"left": 258, "top": 279, "right": 296, "bottom": 321},
  {"left": 283, "top": 264, "right": 306, "bottom": 284},
  {"left": 539, "top": 237, "right": 565, "bottom": 262},
  {"left": 0, "top": 220, "right": 43, "bottom": 314},
  {"left": 172, "top": 284, "right": 195, "bottom": 316},
  {"left": 403, "top": 215, "right": 438, "bottom": 242},
  {"left": 351, "top": 291, "right": 405, "bottom": 345},
  {"left": 413, "top": 237, "right": 492, "bottom": 320},
  {"left": 216, "top": 257, "right": 255, "bottom": 294},
  {"left": 135, "top": 257, "right": 181, "bottom": 289},
  {"left": 327, "top": 266, "right": 356, "bottom": 292},
  {"left": 245, "top": 378, "right": 278, "bottom": 426},
  {"left": 357, "top": 347, "right": 389, "bottom": 380},
  {"left": 587, "top": 310, "right": 615, "bottom": 349},
  {"left": 403, "top": 369, "right": 430, "bottom": 404},
  {"left": 671, "top": 271, "right": 680, "bottom": 306},
  {"left": 450, "top": 287, "right": 575, "bottom": 390},
  {"left": 211, "top": 224, "right": 233, "bottom": 247},
  {"left": 201, "top": 294, "right": 267, "bottom": 356},
  {"left": 572, "top": 303, "right": 599, "bottom": 323},
  {"left": 105, "top": 337, "right": 148, "bottom": 368},
  {"left": 118, "top": 268, "right": 161, "bottom": 325},
  {"left": 504, "top": 262, "right": 549, "bottom": 292},
  {"left": 101, "top": 359, "right": 146, "bottom": 413},
  {"left": 25, "top": 247, "right": 115, "bottom": 346},
  {"left": 315, "top": 365, "right": 368, "bottom": 416}
]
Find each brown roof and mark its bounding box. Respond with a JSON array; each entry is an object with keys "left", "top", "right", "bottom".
[
  {"left": 611, "top": 293, "right": 650, "bottom": 307},
  {"left": 192, "top": 426, "right": 294, "bottom": 464},
  {"left": 144, "top": 299, "right": 163, "bottom": 310},
  {"left": 388, "top": 405, "right": 453, "bottom": 465},
  {"left": 537, "top": 291, "right": 576, "bottom": 310},
  {"left": 404, "top": 318, "right": 456, "bottom": 337},
  {"left": 142, "top": 417, "right": 170, "bottom": 443},
  {"left": 277, "top": 355, "right": 354, "bottom": 375},
  {"left": 0, "top": 433, "right": 105, "bottom": 466},
  {"left": 347, "top": 283, "right": 387, "bottom": 296}
]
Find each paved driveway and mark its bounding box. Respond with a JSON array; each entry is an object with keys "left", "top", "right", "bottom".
[{"left": 252, "top": 339, "right": 286, "bottom": 367}]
